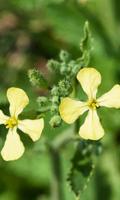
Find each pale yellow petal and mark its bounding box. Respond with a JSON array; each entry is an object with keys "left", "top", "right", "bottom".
[
  {"left": 7, "top": 87, "right": 29, "bottom": 117},
  {"left": 18, "top": 118, "right": 44, "bottom": 141},
  {"left": 1, "top": 129, "right": 25, "bottom": 161},
  {"left": 0, "top": 110, "right": 9, "bottom": 124},
  {"left": 79, "top": 109, "right": 104, "bottom": 140},
  {"left": 98, "top": 84, "right": 120, "bottom": 108},
  {"left": 59, "top": 97, "right": 88, "bottom": 124},
  {"left": 77, "top": 68, "right": 101, "bottom": 99}
]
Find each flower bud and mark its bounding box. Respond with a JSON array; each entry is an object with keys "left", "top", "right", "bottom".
[
  {"left": 59, "top": 50, "right": 70, "bottom": 62},
  {"left": 49, "top": 115, "right": 61, "bottom": 127}
]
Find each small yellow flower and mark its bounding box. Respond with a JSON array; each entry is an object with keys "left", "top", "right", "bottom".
[
  {"left": 0, "top": 87, "right": 44, "bottom": 161},
  {"left": 59, "top": 68, "right": 120, "bottom": 140}
]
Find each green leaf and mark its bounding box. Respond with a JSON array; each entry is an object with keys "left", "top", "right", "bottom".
[
  {"left": 77, "top": 21, "right": 92, "bottom": 67},
  {"left": 80, "top": 21, "right": 91, "bottom": 53},
  {"left": 67, "top": 141, "right": 95, "bottom": 197}
]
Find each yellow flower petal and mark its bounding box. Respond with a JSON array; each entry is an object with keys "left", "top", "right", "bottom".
[
  {"left": 18, "top": 118, "right": 44, "bottom": 141},
  {"left": 7, "top": 87, "right": 29, "bottom": 117},
  {"left": 59, "top": 97, "right": 88, "bottom": 124},
  {"left": 1, "top": 128, "right": 25, "bottom": 161},
  {"left": 77, "top": 68, "right": 101, "bottom": 99},
  {"left": 0, "top": 110, "right": 9, "bottom": 124},
  {"left": 79, "top": 109, "right": 104, "bottom": 140},
  {"left": 98, "top": 84, "right": 120, "bottom": 108}
]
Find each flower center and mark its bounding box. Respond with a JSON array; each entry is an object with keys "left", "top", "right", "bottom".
[
  {"left": 88, "top": 99, "right": 99, "bottom": 109},
  {"left": 5, "top": 117, "right": 18, "bottom": 129}
]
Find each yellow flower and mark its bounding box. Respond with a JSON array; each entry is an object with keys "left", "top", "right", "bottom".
[
  {"left": 59, "top": 68, "right": 120, "bottom": 140},
  {"left": 0, "top": 87, "right": 44, "bottom": 161}
]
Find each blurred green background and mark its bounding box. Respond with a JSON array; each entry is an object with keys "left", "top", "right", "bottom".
[{"left": 0, "top": 0, "right": 120, "bottom": 199}]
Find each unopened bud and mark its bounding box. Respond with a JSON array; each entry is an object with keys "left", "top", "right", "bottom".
[{"left": 49, "top": 115, "right": 61, "bottom": 127}]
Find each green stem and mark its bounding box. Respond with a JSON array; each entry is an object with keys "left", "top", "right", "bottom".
[
  {"left": 51, "top": 133, "right": 80, "bottom": 150},
  {"left": 74, "top": 79, "right": 80, "bottom": 134},
  {"left": 49, "top": 145, "right": 65, "bottom": 200}
]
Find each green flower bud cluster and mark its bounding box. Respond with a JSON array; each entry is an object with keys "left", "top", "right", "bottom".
[
  {"left": 47, "top": 21, "right": 91, "bottom": 79},
  {"left": 28, "top": 69, "right": 48, "bottom": 88},
  {"left": 34, "top": 78, "right": 72, "bottom": 127},
  {"left": 58, "top": 79, "right": 72, "bottom": 97},
  {"left": 28, "top": 21, "right": 91, "bottom": 128},
  {"left": 47, "top": 50, "right": 70, "bottom": 76},
  {"left": 28, "top": 71, "right": 63, "bottom": 127},
  {"left": 49, "top": 78, "right": 73, "bottom": 127},
  {"left": 37, "top": 96, "right": 50, "bottom": 112},
  {"left": 49, "top": 115, "right": 61, "bottom": 128},
  {"left": 47, "top": 50, "right": 79, "bottom": 77},
  {"left": 50, "top": 79, "right": 72, "bottom": 110},
  {"left": 47, "top": 60, "right": 61, "bottom": 72},
  {"left": 50, "top": 86, "right": 60, "bottom": 114},
  {"left": 59, "top": 50, "right": 71, "bottom": 62}
]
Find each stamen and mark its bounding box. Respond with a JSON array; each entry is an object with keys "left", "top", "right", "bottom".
[
  {"left": 5, "top": 117, "right": 18, "bottom": 129},
  {"left": 88, "top": 99, "right": 99, "bottom": 109}
]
